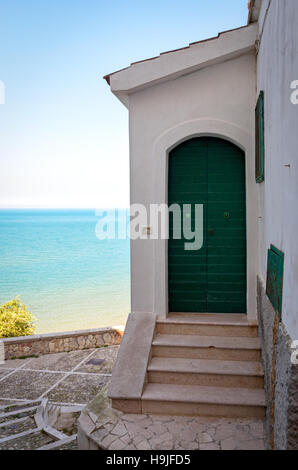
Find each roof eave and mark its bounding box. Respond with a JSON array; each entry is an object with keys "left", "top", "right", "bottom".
[{"left": 104, "top": 23, "right": 258, "bottom": 109}]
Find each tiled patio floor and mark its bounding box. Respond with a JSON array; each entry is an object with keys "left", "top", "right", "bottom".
[
  {"left": 0, "top": 346, "right": 118, "bottom": 406},
  {"left": 84, "top": 412, "right": 266, "bottom": 450}
]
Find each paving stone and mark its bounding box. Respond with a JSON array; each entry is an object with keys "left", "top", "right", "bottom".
[
  {"left": 0, "top": 399, "right": 18, "bottom": 407},
  {"left": 174, "top": 416, "right": 195, "bottom": 424},
  {"left": 76, "top": 347, "right": 118, "bottom": 374},
  {"left": 0, "top": 410, "right": 33, "bottom": 425},
  {"left": 149, "top": 435, "right": 164, "bottom": 447},
  {"left": 138, "top": 417, "right": 154, "bottom": 428},
  {"left": 178, "top": 426, "right": 198, "bottom": 442},
  {"left": 0, "top": 369, "right": 12, "bottom": 380},
  {"left": 235, "top": 419, "right": 252, "bottom": 426},
  {"left": 139, "top": 428, "right": 154, "bottom": 439},
  {"left": 111, "top": 438, "right": 127, "bottom": 450},
  {"left": 0, "top": 370, "right": 64, "bottom": 400},
  {"left": 236, "top": 439, "right": 265, "bottom": 450},
  {"left": 46, "top": 374, "right": 109, "bottom": 404},
  {"left": 154, "top": 416, "right": 175, "bottom": 423},
  {"left": 102, "top": 423, "right": 115, "bottom": 433},
  {"left": 155, "top": 440, "right": 175, "bottom": 450},
  {"left": 0, "top": 402, "right": 39, "bottom": 418},
  {"left": 200, "top": 442, "right": 221, "bottom": 450},
  {"left": 120, "top": 434, "right": 132, "bottom": 445},
  {"left": 0, "top": 358, "right": 33, "bottom": 369},
  {"left": 235, "top": 429, "right": 254, "bottom": 442},
  {"left": 214, "top": 423, "right": 237, "bottom": 440},
  {"left": 249, "top": 421, "right": 265, "bottom": 439},
  {"left": 190, "top": 422, "right": 206, "bottom": 434},
  {"left": 150, "top": 423, "right": 168, "bottom": 435},
  {"left": 91, "top": 427, "right": 109, "bottom": 441},
  {"left": 79, "top": 413, "right": 96, "bottom": 435},
  {"left": 206, "top": 425, "right": 216, "bottom": 437},
  {"left": 134, "top": 434, "right": 147, "bottom": 446},
  {"left": 101, "top": 433, "right": 118, "bottom": 448},
  {"left": 89, "top": 411, "right": 98, "bottom": 424},
  {"left": 166, "top": 421, "right": 188, "bottom": 437},
  {"left": 121, "top": 413, "right": 148, "bottom": 422},
  {"left": 95, "top": 416, "right": 114, "bottom": 427},
  {"left": 0, "top": 430, "right": 53, "bottom": 450},
  {"left": 110, "top": 422, "right": 127, "bottom": 436},
  {"left": 0, "top": 416, "right": 36, "bottom": 438},
  {"left": 136, "top": 439, "right": 151, "bottom": 450},
  {"left": 220, "top": 437, "right": 237, "bottom": 450},
  {"left": 180, "top": 440, "right": 200, "bottom": 450},
  {"left": 235, "top": 422, "right": 251, "bottom": 433},
  {"left": 22, "top": 350, "right": 93, "bottom": 372},
  {"left": 54, "top": 438, "right": 78, "bottom": 450},
  {"left": 125, "top": 421, "right": 144, "bottom": 437},
  {"left": 157, "top": 432, "right": 173, "bottom": 443},
  {"left": 199, "top": 431, "right": 213, "bottom": 443},
  {"left": 125, "top": 444, "right": 137, "bottom": 450},
  {"left": 82, "top": 410, "right": 266, "bottom": 451}
]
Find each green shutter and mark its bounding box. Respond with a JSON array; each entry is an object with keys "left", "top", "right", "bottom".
[
  {"left": 255, "top": 91, "right": 265, "bottom": 183},
  {"left": 266, "top": 245, "right": 284, "bottom": 318}
]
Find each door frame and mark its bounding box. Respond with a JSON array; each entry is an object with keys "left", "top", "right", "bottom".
[{"left": 152, "top": 118, "right": 258, "bottom": 324}]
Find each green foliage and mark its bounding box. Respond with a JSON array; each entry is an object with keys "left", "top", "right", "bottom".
[{"left": 0, "top": 297, "right": 37, "bottom": 338}]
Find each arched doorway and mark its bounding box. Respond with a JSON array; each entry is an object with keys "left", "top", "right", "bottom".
[{"left": 168, "top": 137, "right": 246, "bottom": 313}]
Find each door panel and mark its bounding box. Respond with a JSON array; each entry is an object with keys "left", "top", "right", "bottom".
[
  {"left": 206, "top": 138, "right": 246, "bottom": 313},
  {"left": 168, "top": 137, "right": 246, "bottom": 314},
  {"left": 168, "top": 139, "right": 208, "bottom": 312}
]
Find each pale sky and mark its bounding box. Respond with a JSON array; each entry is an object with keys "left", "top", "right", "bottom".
[{"left": 0, "top": 0, "right": 248, "bottom": 209}]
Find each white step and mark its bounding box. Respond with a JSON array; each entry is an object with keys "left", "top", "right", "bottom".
[
  {"left": 147, "top": 357, "right": 264, "bottom": 388},
  {"left": 156, "top": 315, "right": 258, "bottom": 337},
  {"left": 152, "top": 334, "right": 261, "bottom": 361},
  {"left": 141, "top": 383, "right": 266, "bottom": 418},
  {"left": 166, "top": 313, "right": 250, "bottom": 323}
]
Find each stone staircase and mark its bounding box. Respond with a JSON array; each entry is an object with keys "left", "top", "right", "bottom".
[{"left": 141, "top": 314, "right": 265, "bottom": 418}]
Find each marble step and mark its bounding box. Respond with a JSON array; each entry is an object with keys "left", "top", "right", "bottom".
[
  {"left": 152, "top": 334, "right": 261, "bottom": 361},
  {"left": 141, "top": 383, "right": 266, "bottom": 418},
  {"left": 147, "top": 357, "right": 264, "bottom": 388},
  {"left": 156, "top": 314, "right": 258, "bottom": 337}
]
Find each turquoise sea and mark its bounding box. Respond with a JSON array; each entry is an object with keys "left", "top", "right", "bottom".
[{"left": 0, "top": 209, "right": 130, "bottom": 334}]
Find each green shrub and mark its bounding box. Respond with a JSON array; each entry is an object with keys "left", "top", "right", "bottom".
[{"left": 0, "top": 297, "right": 36, "bottom": 338}]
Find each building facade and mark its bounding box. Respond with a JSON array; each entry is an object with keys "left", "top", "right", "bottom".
[
  {"left": 253, "top": 0, "right": 298, "bottom": 450},
  {"left": 104, "top": 0, "right": 298, "bottom": 449}
]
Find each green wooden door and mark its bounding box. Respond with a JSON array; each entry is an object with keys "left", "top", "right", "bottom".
[{"left": 168, "top": 137, "right": 246, "bottom": 313}]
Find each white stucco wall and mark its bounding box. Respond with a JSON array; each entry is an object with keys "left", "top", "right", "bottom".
[
  {"left": 128, "top": 53, "right": 258, "bottom": 321},
  {"left": 257, "top": 0, "right": 298, "bottom": 339}
]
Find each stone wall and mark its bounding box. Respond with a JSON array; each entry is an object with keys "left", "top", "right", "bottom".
[
  {"left": 2, "top": 327, "right": 122, "bottom": 360},
  {"left": 257, "top": 276, "right": 298, "bottom": 450}
]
